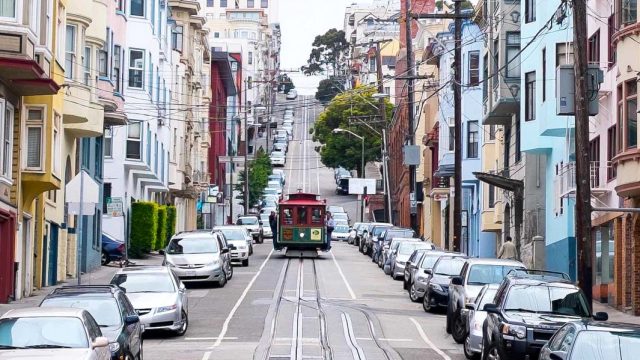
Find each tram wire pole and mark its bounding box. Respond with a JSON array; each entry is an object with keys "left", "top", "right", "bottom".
[
  {"left": 404, "top": 0, "right": 418, "bottom": 233},
  {"left": 244, "top": 79, "right": 250, "bottom": 216}
]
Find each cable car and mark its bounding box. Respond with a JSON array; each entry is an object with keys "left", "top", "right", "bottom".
[{"left": 275, "top": 191, "right": 328, "bottom": 256}]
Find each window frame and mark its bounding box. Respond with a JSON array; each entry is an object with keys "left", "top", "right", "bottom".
[
  {"left": 130, "top": 0, "right": 145, "bottom": 17},
  {"left": 126, "top": 122, "right": 143, "bottom": 161},
  {"left": 505, "top": 32, "right": 520, "bottom": 78},
  {"left": 556, "top": 42, "right": 574, "bottom": 68},
  {"left": 607, "top": 125, "right": 617, "bottom": 180},
  {"left": 113, "top": 45, "right": 122, "bottom": 92},
  {"left": 525, "top": 71, "right": 536, "bottom": 121},
  {"left": 608, "top": 15, "right": 616, "bottom": 68},
  {"left": 0, "top": 0, "right": 17, "bottom": 20},
  {"left": 104, "top": 127, "right": 113, "bottom": 158},
  {"left": 542, "top": 48, "right": 546, "bottom": 102},
  {"left": 588, "top": 30, "right": 600, "bottom": 65},
  {"left": 52, "top": 112, "right": 61, "bottom": 177},
  {"left": 83, "top": 45, "right": 91, "bottom": 85},
  {"left": 448, "top": 123, "right": 455, "bottom": 152},
  {"left": 260, "top": 0, "right": 267, "bottom": 8},
  {"left": 24, "top": 105, "right": 46, "bottom": 172},
  {"left": 620, "top": 0, "right": 638, "bottom": 25},
  {"left": 172, "top": 25, "right": 183, "bottom": 52},
  {"left": 0, "top": 99, "right": 13, "bottom": 183},
  {"left": 128, "top": 48, "right": 145, "bottom": 89},
  {"left": 65, "top": 24, "right": 77, "bottom": 79},
  {"left": 55, "top": 3, "right": 66, "bottom": 64},
  {"left": 525, "top": 0, "right": 535, "bottom": 23},
  {"left": 625, "top": 79, "right": 637, "bottom": 149},
  {"left": 247, "top": 0, "right": 254, "bottom": 7},
  {"left": 468, "top": 50, "right": 480, "bottom": 86},
  {"left": 467, "top": 120, "right": 479, "bottom": 159}
]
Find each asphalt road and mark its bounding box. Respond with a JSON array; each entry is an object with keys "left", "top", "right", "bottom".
[{"left": 142, "top": 96, "right": 465, "bottom": 360}]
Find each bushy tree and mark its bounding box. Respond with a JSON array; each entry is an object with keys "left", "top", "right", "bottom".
[
  {"left": 236, "top": 148, "right": 273, "bottom": 208},
  {"left": 315, "top": 77, "right": 344, "bottom": 104},
  {"left": 301, "top": 28, "right": 349, "bottom": 76},
  {"left": 313, "top": 86, "right": 392, "bottom": 177}
]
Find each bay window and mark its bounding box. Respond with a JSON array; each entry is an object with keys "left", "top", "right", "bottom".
[
  {"left": 506, "top": 32, "right": 520, "bottom": 78},
  {"left": 55, "top": 3, "right": 65, "bottom": 62},
  {"left": 53, "top": 113, "right": 60, "bottom": 176},
  {"left": 128, "top": 49, "right": 144, "bottom": 88},
  {"left": 626, "top": 80, "right": 637, "bottom": 148},
  {"left": 126, "top": 122, "right": 142, "bottom": 160},
  {"left": 131, "top": 0, "right": 145, "bottom": 17},
  {"left": 0, "top": 0, "right": 16, "bottom": 18},
  {"left": 104, "top": 127, "right": 112, "bottom": 158},
  {"left": 25, "top": 107, "right": 44, "bottom": 171},
  {"left": 65, "top": 24, "right": 76, "bottom": 79},
  {"left": 0, "top": 99, "right": 13, "bottom": 182},
  {"left": 83, "top": 46, "right": 91, "bottom": 85},
  {"left": 113, "top": 45, "right": 121, "bottom": 92}
]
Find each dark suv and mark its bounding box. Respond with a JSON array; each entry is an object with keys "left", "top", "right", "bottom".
[
  {"left": 482, "top": 270, "right": 608, "bottom": 360},
  {"left": 40, "top": 285, "right": 143, "bottom": 360},
  {"left": 361, "top": 224, "right": 392, "bottom": 256}
]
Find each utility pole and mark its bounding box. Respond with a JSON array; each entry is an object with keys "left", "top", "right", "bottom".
[
  {"left": 572, "top": 0, "right": 593, "bottom": 305},
  {"left": 404, "top": 0, "right": 418, "bottom": 233},
  {"left": 375, "top": 41, "right": 390, "bottom": 223},
  {"left": 244, "top": 79, "right": 249, "bottom": 215},
  {"left": 382, "top": 129, "right": 393, "bottom": 223}
]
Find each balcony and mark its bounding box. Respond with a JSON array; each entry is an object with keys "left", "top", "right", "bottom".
[
  {"left": 555, "top": 161, "right": 612, "bottom": 198},
  {"left": 63, "top": 84, "right": 104, "bottom": 137},
  {"left": 614, "top": 147, "right": 640, "bottom": 197},
  {"left": 429, "top": 176, "right": 450, "bottom": 201},
  {"left": 168, "top": 0, "right": 200, "bottom": 15},
  {"left": 483, "top": 76, "right": 520, "bottom": 126},
  {"left": 0, "top": 31, "right": 59, "bottom": 96}
]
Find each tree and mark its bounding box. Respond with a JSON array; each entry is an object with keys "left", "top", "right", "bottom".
[
  {"left": 313, "top": 86, "right": 393, "bottom": 177},
  {"left": 315, "top": 77, "right": 344, "bottom": 104},
  {"left": 235, "top": 148, "right": 272, "bottom": 209},
  {"left": 301, "top": 28, "right": 349, "bottom": 76},
  {"left": 278, "top": 74, "right": 295, "bottom": 94}
]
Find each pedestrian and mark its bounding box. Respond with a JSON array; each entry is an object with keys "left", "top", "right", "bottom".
[
  {"left": 326, "top": 212, "right": 335, "bottom": 250},
  {"left": 269, "top": 211, "right": 278, "bottom": 241},
  {"left": 498, "top": 236, "right": 517, "bottom": 260}
]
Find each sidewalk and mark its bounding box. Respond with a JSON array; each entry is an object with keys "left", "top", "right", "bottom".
[
  {"left": 0, "top": 254, "right": 163, "bottom": 313},
  {"left": 593, "top": 301, "right": 640, "bottom": 325}
]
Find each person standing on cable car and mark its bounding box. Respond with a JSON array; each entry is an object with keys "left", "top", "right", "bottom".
[
  {"left": 326, "top": 212, "right": 335, "bottom": 250},
  {"left": 269, "top": 211, "right": 278, "bottom": 241}
]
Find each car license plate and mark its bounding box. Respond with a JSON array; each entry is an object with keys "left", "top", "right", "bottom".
[{"left": 185, "top": 271, "right": 196, "bottom": 277}]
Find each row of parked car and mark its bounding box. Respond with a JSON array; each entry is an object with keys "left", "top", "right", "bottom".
[
  {"left": 346, "top": 222, "right": 638, "bottom": 360},
  {"left": 0, "top": 223, "right": 267, "bottom": 359},
  {"left": 269, "top": 105, "right": 295, "bottom": 167}
]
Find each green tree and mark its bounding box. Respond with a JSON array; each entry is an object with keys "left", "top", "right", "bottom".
[
  {"left": 235, "top": 148, "right": 273, "bottom": 209},
  {"left": 301, "top": 28, "right": 349, "bottom": 76},
  {"left": 315, "top": 77, "right": 344, "bottom": 104},
  {"left": 313, "top": 86, "right": 392, "bottom": 177},
  {"left": 278, "top": 74, "right": 295, "bottom": 94}
]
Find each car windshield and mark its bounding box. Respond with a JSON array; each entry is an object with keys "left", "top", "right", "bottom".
[
  {"left": 399, "top": 242, "right": 431, "bottom": 255},
  {"left": 264, "top": 189, "right": 278, "bottom": 195},
  {"left": 420, "top": 254, "right": 443, "bottom": 269},
  {"left": 387, "top": 230, "right": 416, "bottom": 240},
  {"left": 467, "top": 264, "right": 524, "bottom": 285},
  {"left": 334, "top": 214, "right": 348, "bottom": 220},
  {"left": 504, "top": 285, "right": 591, "bottom": 317},
  {"left": 478, "top": 288, "right": 499, "bottom": 308},
  {"left": 0, "top": 316, "right": 89, "bottom": 348},
  {"left": 167, "top": 237, "right": 218, "bottom": 254},
  {"left": 41, "top": 297, "right": 122, "bottom": 327},
  {"left": 238, "top": 218, "right": 258, "bottom": 225},
  {"left": 434, "top": 258, "right": 465, "bottom": 276},
  {"left": 335, "top": 225, "right": 349, "bottom": 232},
  {"left": 218, "top": 228, "right": 246, "bottom": 240},
  {"left": 268, "top": 176, "right": 280, "bottom": 181},
  {"left": 111, "top": 273, "right": 175, "bottom": 293},
  {"left": 570, "top": 330, "right": 640, "bottom": 360},
  {"left": 372, "top": 227, "right": 389, "bottom": 236}
]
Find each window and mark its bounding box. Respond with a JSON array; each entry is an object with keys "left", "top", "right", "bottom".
[
  {"left": 0, "top": 0, "right": 16, "bottom": 18},
  {"left": 369, "top": 56, "right": 375, "bottom": 72},
  {"left": 556, "top": 42, "right": 574, "bottom": 67},
  {"left": 131, "top": 0, "right": 145, "bottom": 17},
  {"left": 172, "top": 25, "right": 183, "bottom": 52},
  {"left": 220, "top": 0, "right": 227, "bottom": 6},
  {"left": 52, "top": 113, "right": 61, "bottom": 176},
  {"left": 40, "top": 0, "right": 53, "bottom": 47},
  {"left": 506, "top": 32, "right": 520, "bottom": 78},
  {"left": 0, "top": 100, "right": 13, "bottom": 180},
  {"left": 492, "top": 40, "right": 499, "bottom": 89},
  {"left": 83, "top": 46, "right": 91, "bottom": 85},
  {"left": 542, "top": 48, "right": 546, "bottom": 101},
  {"left": 468, "top": 51, "right": 479, "bottom": 86},
  {"left": 488, "top": 185, "right": 495, "bottom": 208},
  {"left": 467, "top": 121, "right": 479, "bottom": 158},
  {"left": 98, "top": 49, "right": 107, "bottom": 77},
  {"left": 482, "top": 54, "right": 488, "bottom": 102},
  {"left": 148, "top": 58, "right": 153, "bottom": 96},
  {"left": 207, "top": 0, "right": 213, "bottom": 6},
  {"left": 172, "top": 128, "right": 177, "bottom": 161},
  {"left": 589, "top": 136, "right": 601, "bottom": 188},
  {"left": 448, "top": 124, "right": 455, "bottom": 151},
  {"left": 128, "top": 49, "right": 144, "bottom": 88},
  {"left": 248, "top": 51, "right": 253, "bottom": 65},
  {"left": 261, "top": 0, "right": 267, "bottom": 7},
  {"left": 214, "top": 32, "right": 220, "bottom": 38},
  {"left": 126, "top": 122, "right": 142, "bottom": 160},
  {"left": 113, "top": 45, "right": 121, "bottom": 92},
  {"left": 247, "top": 0, "right": 254, "bottom": 7},
  {"left": 56, "top": 4, "right": 65, "bottom": 62},
  {"left": 489, "top": 124, "right": 496, "bottom": 140},
  {"left": 525, "top": 72, "right": 536, "bottom": 121},
  {"left": 515, "top": 115, "right": 521, "bottom": 162},
  {"left": 384, "top": 86, "right": 390, "bottom": 95},
  {"left": 248, "top": 76, "right": 252, "bottom": 89},
  {"left": 102, "top": 183, "right": 111, "bottom": 213},
  {"left": 525, "top": 0, "right": 535, "bottom": 22},
  {"left": 588, "top": 30, "right": 600, "bottom": 65},
  {"left": 621, "top": 0, "right": 637, "bottom": 24},
  {"left": 65, "top": 25, "right": 76, "bottom": 78},
  {"left": 618, "top": 85, "right": 624, "bottom": 152},
  {"left": 608, "top": 15, "right": 616, "bottom": 68},
  {"left": 607, "top": 125, "right": 617, "bottom": 180},
  {"left": 626, "top": 80, "right": 637, "bottom": 148},
  {"left": 25, "top": 107, "right": 44, "bottom": 170},
  {"left": 104, "top": 127, "right": 112, "bottom": 158},
  {"left": 117, "top": 0, "right": 125, "bottom": 11}
]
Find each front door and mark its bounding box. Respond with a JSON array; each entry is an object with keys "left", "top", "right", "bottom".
[{"left": 48, "top": 224, "right": 59, "bottom": 286}]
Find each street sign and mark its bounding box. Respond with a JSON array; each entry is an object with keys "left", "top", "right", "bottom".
[
  {"left": 348, "top": 178, "right": 377, "bottom": 195},
  {"left": 218, "top": 155, "right": 254, "bottom": 163},
  {"left": 105, "top": 197, "right": 124, "bottom": 217}
]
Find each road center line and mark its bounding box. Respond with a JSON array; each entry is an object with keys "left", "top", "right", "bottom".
[
  {"left": 208, "top": 249, "right": 274, "bottom": 350},
  {"left": 409, "top": 317, "right": 451, "bottom": 360},
  {"left": 331, "top": 252, "right": 357, "bottom": 300}
]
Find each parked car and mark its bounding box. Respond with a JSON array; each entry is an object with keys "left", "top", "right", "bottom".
[
  {"left": 268, "top": 173, "right": 285, "bottom": 186},
  {"left": 375, "top": 227, "right": 416, "bottom": 266},
  {"left": 348, "top": 222, "right": 365, "bottom": 245},
  {"left": 101, "top": 234, "right": 125, "bottom": 266},
  {"left": 282, "top": 123, "right": 293, "bottom": 134},
  {"left": 538, "top": 320, "right": 640, "bottom": 360},
  {"left": 286, "top": 89, "right": 298, "bottom": 100},
  {"left": 327, "top": 205, "right": 345, "bottom": 214},
  {"left": 267, "top": 180, "right": 283, "bottom": 194},
  {"left": 334, "top": 167, "right": 351, "bottom": 182},
  {"left": 422, "top": 255, "right": 468, "bottom": 312},
  {"left": 403, "top": 248, "right": 436, "bottom": 290},
  {"left": 389, "top": 241, "right": 435, "bottom": 280},
  {"left": 214, "top": 226, "right": 252, "bottom": 266},
  {"left": 358, "top": 222, "right": 391, "bottom": 253},
  {"left": 236, "top": 215, "right": 263, "bottom": 243},
  {"left": 463, "top": 284, "right": 499, "bottom": 360},
  {"left": 335, "top": 178, "right": 349, "bottom": 195},
  {"left": 260, "top": 206, "right": 277, "bottom": 216},
  {"left": 0, "top": 307, "right": 110, "bottom": 359},
  {"left": 259, "top": 213, "right": 273, "bottom": 238},
  {"left": 481, "top": 270, "right": 608, "bottom": 360},
  {"left": 272, "top": 142, "right": 287, "bottom": 154},
  {"left": 272, "top": 169, "right": 286, "bottom": 184},
  {"left": 382, "top": 237, "right": 421, "bottom": 274},
  {"left": 361, "top": 224, "right": 393, "bottom": 255},
  {"left": 263, "top": 188, "right": 280, "bottom": 199},
  {"left": 333, "top": 212, "right": 349, "bottom": 224},
  {"left": 406, "top": 251, "right": 449, "bottom": 301},
  {"left": 40, "top": 285, "right": 143, "bottom": 360},
  {"left": 111, "top": 266, "right": 188, "bottom": 336},
  {"left": 270, "top": 150, "right": 286, "bottom": 166},
  {"left": 447, "top": 258, "right": 526, "bottom": 342},
  {"left": 331, "top": 224, "right": 350, "bottom": 241}
]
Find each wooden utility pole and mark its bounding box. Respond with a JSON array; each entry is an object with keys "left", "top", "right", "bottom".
[
  {"left": 404, "top": 0, "right": 418, "bottom": 232},
  {"left": 572, "top": 0, "right": 593, "bottom": 305},
  {"left": 375, "top": 41, "right": 389, "bottom": 222}
]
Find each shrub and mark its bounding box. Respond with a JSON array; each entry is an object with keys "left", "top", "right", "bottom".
[
  {"left": 156, "top": 206, "right": 167, "bottom": 251},
  {"left": 165, "top": 205, "right": 177, "bottom": 248},
  {"left": 129, "top": 202, "right": 158, "bottom": 258}
]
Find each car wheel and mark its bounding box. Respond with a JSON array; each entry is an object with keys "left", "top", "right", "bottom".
[
  {"left": 226, "top": 265, "right": 233, "bottom": 280},
  {"left": 361, "top": 243, "right": 366, "bottom": 254},
  {"left": 403, "top": 278, "right": 409, "bottom": 290},
  {"left": 175, "top": 310, "right": 188, "bottom": 336},
  {"left": 485, "top": 342, "right": 503, "bottom": 360},
  {"left": 377, "top": 256, "right": 384, "bottom": 268},
  {"left": 217, "top": 272, "right": 227, "bottom": 288},
  {"left": 452, "top": 310, "right": 467, "bottom": 344},
  {"left": 410, "top": 283, "right": 422, "bottom": 302},
  {"left": 101, "top": 251, "right": 110, "bottom": 266},
  {"left": 423, "top": 291, "right": 434, "bottom": 313},
  {"left": 464, "top": 335, "right": 479, "bottom": 360},
  {"left": 242, "top": 259, "right": 249, "bottom": 267}
]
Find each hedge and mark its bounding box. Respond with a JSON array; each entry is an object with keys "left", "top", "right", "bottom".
[
  {"left": 155, "top": 206, "right": 167, "bottom": 251},
  {"left": 129, "top": 202, "right": 158, "bottom": 258},
  {"left": 165, "top": 205, "right": 177, "bottom": 247}
]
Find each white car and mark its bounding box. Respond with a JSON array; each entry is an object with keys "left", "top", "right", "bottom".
[
  {"left": 214, "top": 226, "right": 253, "bottom": 266},
  {"left": 270, "top": 151, "right": 286, "bottom": 166},
  {"left": 236, "top": 215, "right": 263, "bottom": 243},
  {"left": 272, "top": 169, "right": 286, "bottom": 183},
  {"left": 333, "top": 212, "right": 350, "bottom": 225},
  {"left": 331, "top": 224, "right": 351, "bottom": 241},
  {"left": 259, "top": 213, "right": 273, "bottom": 238},
  {"left": 286, "top": 89, "right": 298, "bottom": 100},
  {"left": 282, "top": 124, "right": 293, "bottom": 135},
  {"left": 0, "top": 307, "right": 110, "bottom": 359},
  {"left": 464, "top": 284, "right": 500, "bottom": 359}
]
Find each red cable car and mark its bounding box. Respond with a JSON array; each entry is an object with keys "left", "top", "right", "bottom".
[{"left": 274, "top": 191, "right": 328, "bottom": 255}]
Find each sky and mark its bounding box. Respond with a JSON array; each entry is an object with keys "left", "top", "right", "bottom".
[{"left": 278, "top": 0, "right": 356, "bottom": 95}]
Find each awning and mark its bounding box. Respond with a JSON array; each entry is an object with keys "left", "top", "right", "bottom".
[
  {"left": 472, "top": 171, "right": 523, "bottom": 192},
  {"left": 434, "top": 153, "right": 455, "bottom": 177}
]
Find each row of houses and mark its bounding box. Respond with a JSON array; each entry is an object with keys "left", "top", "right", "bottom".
[
  {"left": 347, "top": 0, "right": 640, "bottom": 314},
  {"left": 0, "top": 0, "right": 280, "bottom": 303}
]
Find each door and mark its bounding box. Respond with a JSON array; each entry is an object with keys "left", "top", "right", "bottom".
[
  {"left": 0, "top": 213, "right": 15, "bottom": 303},
  {"left": 41, "top": 224, "right": 48, "bottom": 288},
  {"left": 48, "top": 224, "right": 59, "bottom": 286},
  {"left": 22, "top": 216, "right": 32, "bottom": 298}
]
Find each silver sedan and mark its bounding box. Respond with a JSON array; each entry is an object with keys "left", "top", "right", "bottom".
[
  {"left": 464, "top": 284, "right": 499, "bottom": 359},
  {"left": 111, "top": 265, "right": 189, "bottom": 336}
]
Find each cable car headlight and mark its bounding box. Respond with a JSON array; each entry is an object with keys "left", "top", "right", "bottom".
[{"left": 299, "top": 233, "right": 305, "bottom": 239}]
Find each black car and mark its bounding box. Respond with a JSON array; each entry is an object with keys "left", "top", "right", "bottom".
[
  {"left": 539, "top": 320, "right": 640, "bottom": 360},
  {"left": 40, "top": 285, "right": 143, "bottom": 360},
  {"left": 422, "top": 255, "right": 468, "bottom": 312},
  {"left": 482, "top": 270, "right": 608, "bottom": 360},
  {"left": 405, "top": 250, "right": 448, "bottom": 300},
  {"left": 374, "top": 227, "right": 416, "bottom": 266},
  {"left": 361, "top": 224, "right": 392, "bottom": 256},
  {"left": 402, "top": 249, "right": 432, "bottom": 290}
]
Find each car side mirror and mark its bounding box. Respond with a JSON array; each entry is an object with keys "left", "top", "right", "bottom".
[
  {"left": 229, "top": 244, "right": 237, "bottom": 250},
  {"left": 465, "top": 303, "right": 476, "bottom": 310},
  {"left": 158, "top": 249, "right": 165, "bottom": 255},
  {"left": 125, "top": 314, "right": 140, "bottom": 325},
  {"left": 221, "top": 248, "right": 230, "bottom": 254},
  {"left": 424, "top": 269, "right": 432, "bottom": 275},
  {"left": 593, "top": 311, "right": 608, "bottom": 321},
  {"left": 549, "top": 350, "right": 567, "bottom": 360},
  {"left": 451, "top": 276, "right": 463, "bottom": 286},
  {"left": 91, "top": 336, "right": 109, "bottom": 348},
  {"left": 483, "top": 303, "right": 500, "bottom": 314}
]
